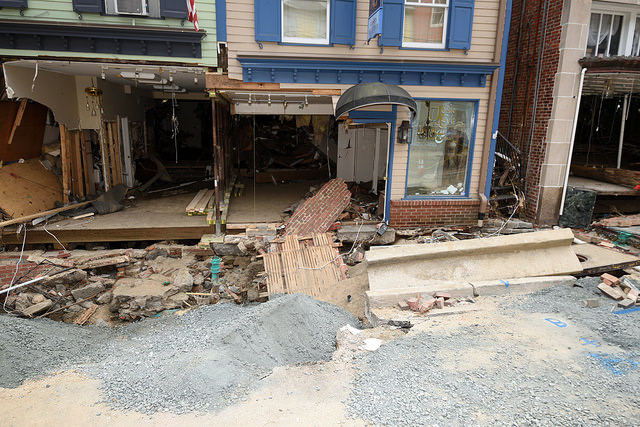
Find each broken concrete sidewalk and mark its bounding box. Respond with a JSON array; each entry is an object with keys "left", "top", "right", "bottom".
[{"left": 364, "top": 228, "right": 582, "bottom": 313}]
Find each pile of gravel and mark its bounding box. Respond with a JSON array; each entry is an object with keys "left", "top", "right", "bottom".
[
  {"left": 0, "top": 294, "right": 359, "bottom": 414},
  {"left": 0, "top": 316, "right": 108, "bottom": 388},
  {"left": 347, "top": 282, "right": 640, "bottom": 426}
]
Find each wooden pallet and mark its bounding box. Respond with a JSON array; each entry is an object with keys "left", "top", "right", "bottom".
[{"left": 263, "top": 233, "right": 345, "bottom": 297}]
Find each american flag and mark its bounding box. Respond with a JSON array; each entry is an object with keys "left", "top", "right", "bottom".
[{"left": 187, "top": 0, "right": 199, "bottom": 31}]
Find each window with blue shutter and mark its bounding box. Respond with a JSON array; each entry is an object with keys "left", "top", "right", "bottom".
[
  {"left": 254, "top": 0, "right": 357, "bottom": 46},
  {"left": 330, "top": 0, "right": 357, "bottom": 46},
  {"left": 448, "top": 0, "right": 474, "bottom": 50},
  {"left": 255, "top": 0, "right": 282, "bottom": 43},
  {"left": 0, "top": 0, "right": 27, "bottom": 8},
  {"left": 160, "top": 0, "right": 188, "bottom": 19},
  {"left": 379, "top": 0, "right": 474, "bottom": 50},
  {"left": 71, "top": 0, "right": 103, "bottom": 13},
  {"left": 378, "top": 0, "right": 404, "bottom": 47}
]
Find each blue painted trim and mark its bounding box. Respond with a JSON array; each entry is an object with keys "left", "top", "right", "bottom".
[
  {"left": 485, "top": 0, "right": 513, "bottom": 197},
  {"left": 349, "top": 110, "right": 395, "bottom": 121},
  {"left": 385, "top": 106, "right": 398, "bottom": 223},
  {"left": 239, "top": 58, "right": 496, "bottom": 87},
  {"left": 402, "top": 98, "right": 479, "bottom": 200},
  {"left": 216, "top": 0, "right": 227, "bottom": 42}
]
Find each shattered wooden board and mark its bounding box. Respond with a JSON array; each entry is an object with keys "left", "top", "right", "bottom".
[
  {"left": 264, "top": 233, "right": 345, "bottom": 297},
  {"left": 285, "top": 178, "right": 351, "bottom": 236},
  {"left": 598, "top": 214, "right": 640, "bottom": 228},
  {"left": 0, "top": 158, "right": 62, "bottom": 219},
  {"left": 572, "top": 244, "right": 640, "bottom": 276}
]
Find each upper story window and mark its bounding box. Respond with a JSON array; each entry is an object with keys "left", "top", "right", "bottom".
[
  {"left": 282, "top": 0, "right": 330, "bottom": 44},
  {"left": 586, "top": 3, "right": 640, "bottom": 57},
  {"left": 403, "top": 0, "right": 449, "bottom": 49},
  {"left": 71, "top": 0, "right": 188, "bottom": 20},
  {"left": 255, "top": 0, "right": 357, "bottom": 47}
]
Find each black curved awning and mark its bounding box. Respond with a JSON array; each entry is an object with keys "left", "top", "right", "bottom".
[{"left": 334, "top": 82, "right": 417, "bottom": 118}]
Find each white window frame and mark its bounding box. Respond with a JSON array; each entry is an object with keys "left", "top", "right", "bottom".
[
  {"left": 589, "top": 2, "right": 640, "bottom": 57},
  {"left": 281, "top": 0, "right": 331, "bottom": 45},
  {"left": 403, "top": 0, "right": 449, "bottom": 49}
]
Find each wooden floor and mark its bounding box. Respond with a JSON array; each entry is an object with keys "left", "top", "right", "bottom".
[
  {"left": 226, "top": 180, "right": 319, "bottom": 224},
  {"left": 568, "top": 176, "right": 638, "bottom": 196},
  {"left": 1, "top": 193, "right": 213, "bottom": 245}
]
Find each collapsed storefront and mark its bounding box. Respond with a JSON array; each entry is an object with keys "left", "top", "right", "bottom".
[{"left": 560, "top": 57, "right": 640, "bottom": 226}]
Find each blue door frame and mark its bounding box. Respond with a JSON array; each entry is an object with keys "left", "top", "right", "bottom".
[{"left": 348, "top": 107, "right": 398, "bottom": 223}]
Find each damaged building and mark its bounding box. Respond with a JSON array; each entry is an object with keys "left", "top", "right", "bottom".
[{"left": 497, "top": 0, "right": 640, "bottom": 227}]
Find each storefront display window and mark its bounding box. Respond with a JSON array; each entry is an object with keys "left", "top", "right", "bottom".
[{"left": 406, "top": 100, "right": 475, "bottom": 197}]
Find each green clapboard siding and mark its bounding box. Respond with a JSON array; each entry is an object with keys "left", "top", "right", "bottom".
[{"left": 0, "top": 0, "right": 217, "bottom": 66}]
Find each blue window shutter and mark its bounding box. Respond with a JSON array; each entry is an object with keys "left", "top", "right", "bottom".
[
  {"left": 255, "top": 0, "right": 281, "bottom": 43},
  {"left": 379, "top": 0, "right": 404, "bottom": 47},
  {"left": 71, "top": 0, "right": 103, "bottom": 13},
  {"left": 448, "top": 0, "right": 475, "bottom": 50},
  {"left": 160, "top": 0, "right": 188, "bottom": 19},
  {"left": 330, "top": 0, "right": 356, "bottom": 46},
  {"left": 0, "top": 0, "right": 27, "bottom": 7},
  {"left": 216, "top": 0, "right": 228, "bottom": 42}
]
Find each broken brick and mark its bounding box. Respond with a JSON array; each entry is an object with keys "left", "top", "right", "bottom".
[
  {"left": 435, "top": 297, "right": 445, "bottom": 309},
  {"left": 434, "top": 291, "right": 452, "bottom": 299},
  {"left": 597, "top": 283, "right": 625, "bottom": 300},
  {"left": 601, "top": 273, "right": 621, "bottom": 286},
  {"left": 618, "top": 298, "right": 635, "bottom": 309}
]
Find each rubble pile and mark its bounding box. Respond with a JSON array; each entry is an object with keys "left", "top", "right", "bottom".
[
  {"left": 401, "top": 291, "right": 471, "bottom": 314},
  {"left": 0, "top": 239, "right": 271, "bottom": 324},
  {"left": 596, "top": 272, "right": 640, "bottom": 309}
]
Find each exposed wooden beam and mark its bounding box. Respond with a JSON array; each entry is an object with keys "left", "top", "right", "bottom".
[
  {"left": 311, "top": 89, "right": 342, "bottom": 96},
  {"left": 206, "top": 74, "right": 281, "bottom": 91},
  {"left": 0, "top": 200, "right": 93, "bottom": 228},
  {"left": 7, "top": 98, "right": 28, "bottom": 145}
]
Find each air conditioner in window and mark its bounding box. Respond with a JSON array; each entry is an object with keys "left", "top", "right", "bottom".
[{"left": 115, "top": 0, "right": 148, "bottom": 15}]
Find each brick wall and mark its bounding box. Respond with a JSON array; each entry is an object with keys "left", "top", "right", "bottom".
[
  {"left": 0, "top": 254, "right": 49, "bottom": 287},
  {"left": 498, "top": 0, "right": 564, "bottom": 222},
  {"left": 388, "top": 199, "right": 480, "bottom": 228}
]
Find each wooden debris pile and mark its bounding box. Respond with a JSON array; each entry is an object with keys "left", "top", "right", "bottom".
[
  {"left": 263, "top": 233, "right": 347, "bottom": 298},
  {"left": 597, "top": 273, "right": 640, "bottom": 309}
]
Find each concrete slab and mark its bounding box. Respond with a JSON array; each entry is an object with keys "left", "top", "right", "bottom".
[
  {"left": 365, "top": 275, "right": 577, "bottom": 310},
  {"left": 365, "top": 228, "right": 582, "bottom": 291},
  {"left": 572, "top": 243, "right": 640, "bottom": 275},
  {"left": 469, "top": 276, "right": 577, "bottom": 296}
]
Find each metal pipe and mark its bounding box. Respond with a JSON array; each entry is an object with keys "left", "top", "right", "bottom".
[
  {"left": 616, "top": 94, "right": 629, "bottom": 169},
  {"left": 0, "top": 275, "right": 48, "bottom": 296},
  {"left": 559, "top": 67, "right": 586, "bottom": 216}
]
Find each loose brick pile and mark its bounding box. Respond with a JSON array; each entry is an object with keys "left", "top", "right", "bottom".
[{"left": 285, "top": 178, "right": 351, "bottom": 236}]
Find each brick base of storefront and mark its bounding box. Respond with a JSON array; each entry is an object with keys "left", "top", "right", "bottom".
[{"left": 388, "top": 199, "right": 481, "bottom": 228}]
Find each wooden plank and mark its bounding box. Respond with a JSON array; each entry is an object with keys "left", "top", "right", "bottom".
[
  {"left": 59, "top": 124, "right": 72, "bottom": 204},
  {"left": 80, "top": 130, "right": 95, "bottom": 195},
  {"left": 72, "top": 130, "right": 85, "bottom": 197},
  {"left": 99, "top": 122, "right": 111, "bottom": 191},
  {"left": 7, "top": 98, "right": 28, "bottom": 145},
  {"left": 111, "top": 122, "right": 123, "bottom": 185},
  {"left": 571, "top": 165, "right": 640, "bottom": 188},
  {"left": 598, "top": 283, "right": 626, "bottom": 300},
  {"left": 206, "top": 74, "right": 281, "bottom": 91},
  {"left": 75, "top": 303, "right": 98, "bottom": 325},
  {"left": 186, "top": 189, "right": 209, "bottom": 213},
  {"left": 0, "top": 200, "right": 93, "bottom": 228},
  {"left": 0, "top": 224, "right": 212, "bottom": 243}
]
